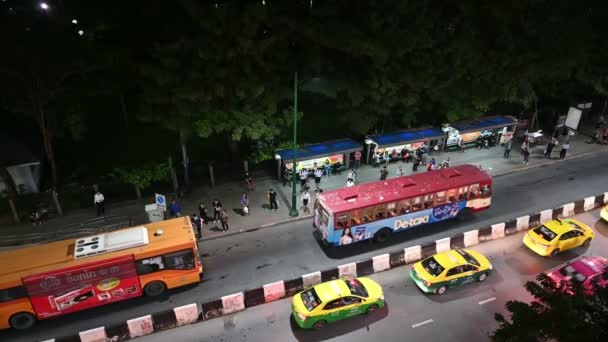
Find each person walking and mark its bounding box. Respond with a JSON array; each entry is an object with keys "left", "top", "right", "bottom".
[
  {"left": 372, "top": 151, "right": 380, "bottom": 168},
  {"left": 522, "top": 146, "right": 530, "bottom": 165},
  {"left": 503, "top": 139, "right": 512, "bottom": 158},
  {"left": 380, "top": 165, "right": 389, "bottom": 180},
  {"left": 301, "top": 191, "right": 311, "bottom": 214},
  {"left": 219, "top": 209, "right": 229, "bottom": 232},
  {"left": 413, "top": 155, "right": 420, "bottom": 172},
  {"left": 94, "top": 191, "right": 105, "bottom": 217},
  {"left": 212, "top": 199, "right": 222, "bottom": 222},
  {"left": 354, "top": 151, "right": 362, "bottom": 169},
  {"left": 240, "top": 193, "right": 249, "bottom": 215},
  {"left": 459, "top": 138, "right": 465, "bottom": 152},
  {"left": 198, "top": 202, "right": 208, "bottom": 222},
  {"left": 346, "top": 179, "right": 355, "bottom": 187},
  {"left": 560, "top": 141, "right": 570, "bottom": 159},
  {"left": 346, "top": 168, "right": 357, "bottom": 183},
  {"left": 268, "top": 188, "right": 279, "bottom": 211},
  {"left": 324, "top": 160, "right": 332, "bottom": 176},
  {"left": 244, "top": 171, "right": 254, "bottom": 191},
  {"left": 168, "top": 199, "right": 181, "bottom": 218},
  {"left": 191, "top": 214, "right": 203, "bottom": 239},
  {"left": 299, "top": 168, "right": 309, "bottom": 192},
  {"left": 544, "top": 139, "right": 555, "bottom": 159}
]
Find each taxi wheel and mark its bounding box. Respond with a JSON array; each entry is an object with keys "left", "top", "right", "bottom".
[
  {"left": 313, "top": 320, "right": 327, "bottom": 330},
  {"left": 550, "top": 249, "right": 560, "bottom": 257},
  {"left": 367, "top": 304, "right": 379, "bottom": 314},
  {"left": 436, "top": 285, "right": 447, "bottom": 295},
  {"left": 477, "top": 272, "right": 488, "bottom": 282},
  {"left": 583, "top": 238, "right": 591, "bottom": 247}
]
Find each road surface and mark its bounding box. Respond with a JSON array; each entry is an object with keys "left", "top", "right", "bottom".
[
  {"left": 3, "top": 151, "right": 608, "bottom": 341},
  {"left": 140, "top": 209, "right": 608, "bottom": 342}
]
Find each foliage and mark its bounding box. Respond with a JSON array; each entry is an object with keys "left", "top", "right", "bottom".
[
  {"left": 109, "top": 163, "right": 170, "bottom": 192},
  {"left": 491, "top": 271, "right": 608, "bottom": 342}
]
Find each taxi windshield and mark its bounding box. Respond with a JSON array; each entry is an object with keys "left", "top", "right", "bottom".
[
  {"left": 300, "top": 288, "right": 321, "bottom": 311},
  {"left": 534, "top": 225, "right": 557, "bottom": 241},
  {"left": 559, "top": 265, "right": 587, "bottom": 283},
  {"left": 343, "top": 279, "right": 368, "bottom": 297},
  {"left": 455, "top": 249, "right": 480, "bottom": 266},
  {"left": 566, "top": 220, "right": 585, "bottom": 231},
  {"left": 421, "top": 257, "right": 445, "bottom": 277}
]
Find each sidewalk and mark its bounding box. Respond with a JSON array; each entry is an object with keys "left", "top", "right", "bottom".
[{"left": 1, "top": 133, "right": 605, "bottom": 246}]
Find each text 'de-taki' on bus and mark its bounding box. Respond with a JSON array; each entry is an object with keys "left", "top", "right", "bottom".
[
  {"left": 313, "top": 164, "right": 492, "bottom": 246},
  {"left": 0, "top": 217, "right": 202, "bottom": 330}
]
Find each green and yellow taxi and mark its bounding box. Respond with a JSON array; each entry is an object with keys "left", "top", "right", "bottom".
[
  {"left": 410, "top": 249, "right": 493, "bottom": 295},
  {"left": 523, "top": 218, "right": 594, "bottom": 257},
  {"left": 601, "top": 205, "right": 608, "bottom": 222},
  {"left": 291, "top": 277, "right": 384, "bottom": 330}
]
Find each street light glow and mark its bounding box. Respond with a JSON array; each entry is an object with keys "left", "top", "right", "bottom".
[
  {"left": 72, "top": 19, "right": 78, "bottom": 24},
  {"left": 40, "top": 2, "right": 49, "bottom": 10},
  {"left": 78, "top": 30, "right": 84, "bottom": 36}
]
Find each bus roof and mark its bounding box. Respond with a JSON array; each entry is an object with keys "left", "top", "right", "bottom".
[
  {"left": 0, "top": 217, "right": 196, "bottom": 288},
  {"left": 317, "top": 164, "right": 491, "bottom": 214}
]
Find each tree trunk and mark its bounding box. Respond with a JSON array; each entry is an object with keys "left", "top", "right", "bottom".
[
  {"left": 168, "top": 156, "right": 179, "bottom": 193},
  {"left": 36, "top": 101, "right": 63, "bottom": 215},
  {"left": 134, "top": 185, "right": 142, "bottom": 199},
  {"left": 180, "top": 142, "right": 190, "bottom": 189},
  {"left": 0, "top": 167, "right": 20, "bottom": 223},
  {"left": 8, "top": 198, "right": 19, "bottom": 223},
  {"left": 225, "top": 131, "right": 239, "bottom": 161}
]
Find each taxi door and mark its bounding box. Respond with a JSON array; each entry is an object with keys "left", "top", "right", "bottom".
[
  {"left": 558, "top": 231, "right": 581, "bottom": 251},
  {"left": 321, "top": 299, "right": 350, "bottom": 323},
  {"left": 342, "top": 296, "right": 365, "bottom": 317},
  {"left": 458, "top": 265, "right": 478, "bottom": 285},
  {"left": 445, "top": 266, "right": 466, "bottom": 287}
]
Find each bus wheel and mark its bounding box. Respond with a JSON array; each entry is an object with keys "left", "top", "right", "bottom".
[
  {"left": 144, "top": 281, "right": 167, "bottom": 297},
  {"left": 457, "top": 208, "right": 472, "bottom": 221},
  {"left": 374, "top": 228, "right": 392, "bottom": 243},
  {"left": 10, "top": 312, "right": 36, "bottom": 330}
]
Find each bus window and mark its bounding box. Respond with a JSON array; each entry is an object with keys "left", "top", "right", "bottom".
[
  {"left": 398, "top": 199, "right": 411, "bottom": 214},
  {"left": 411, "top": 197, "right": 422, "bottom": 211},
  {"left": 164, "top": 249, "right": 196, "bottom": 270},
  {"left": 350, "top": 210, "right": 362, "bottom": 225},
  {"left": 375, "top": 205, "right": 387, "bottom": 220},
  {"left": 387, "top": 202, "right": 397, "bottom": 217},
  {"left": 423, "top": 194, "right": 434, "bottom": 208},
  {"left": 480, "top": 184, "right": 491, "bottom": 195},
  {"left": 336, "top": 213, "right": 350, "bottom": 228},
  {"left": 469, "top": 184, "right": 480, "bottom": 198},
  {"left": 434, "top": 191, "right": 446, "bottom": 205},
  {"left": 447, "top": 189, "right": 457, "bottom": 202},
  {"left": 362, "top": 207, "right": 374, "bottom": 222},
  {"left": 458, "top": 186, "right": 469, "bottom": 200}
]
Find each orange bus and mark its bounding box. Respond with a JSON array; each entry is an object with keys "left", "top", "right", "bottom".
[{"left": 0, "top": 217, "right": 202, "bottom": 330}]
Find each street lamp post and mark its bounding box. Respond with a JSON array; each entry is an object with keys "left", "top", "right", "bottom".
[{"left": 289, "top": 72, "right": 299, "bottom": 217}]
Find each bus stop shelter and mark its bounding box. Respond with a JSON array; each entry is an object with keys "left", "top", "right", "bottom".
[
  {"left": 275, "top": 139, "right": 363, "bottom": 179},
  {"left": 364, "top": 127, "right": 445, "bottom": 163},
  {"left": 445, "top": 115, "right": 518, "bottom": 148}
]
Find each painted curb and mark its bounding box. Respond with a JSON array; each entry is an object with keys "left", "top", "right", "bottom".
[{"left": 47, "top": 191, "right": 608, "bottom": 342}]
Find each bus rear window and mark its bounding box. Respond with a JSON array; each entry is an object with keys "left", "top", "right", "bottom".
[
  {"left": 421, "top": 257, "right": 445, "bottom": 277},
  {"left": 344, "top": 279, "right": 368, "bottom": 297},
  {"left": 300, "top": 289, "right": 321, "bottom": 311},
  {"left": 534, "top": 226, "right": 557, "bottom": 241}
]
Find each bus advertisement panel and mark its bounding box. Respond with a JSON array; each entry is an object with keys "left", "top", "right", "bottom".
[{"left": 22, "top": 255, "right": 141, "bottom": 319}]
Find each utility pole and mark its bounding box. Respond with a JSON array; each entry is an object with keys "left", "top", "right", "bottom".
[{"left": 289, "top": 72, "right": 299, "bottom": 217}]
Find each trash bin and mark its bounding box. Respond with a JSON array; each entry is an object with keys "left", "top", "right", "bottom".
[{"left": 145, "top": 203, "right": 164, "bottom": 223}]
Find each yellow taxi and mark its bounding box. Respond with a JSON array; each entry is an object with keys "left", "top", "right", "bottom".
[
  {"left": 601, "top": 205, "right": 608, "bottom": 222},
  {"left": 410, "top": 249, "right": 493, "bottom": 295},
  {"left": 523, "top": 218, "right": 594, "bottom": 257},
  {"left": 291, "top": 277, "right": 384, "bottom": 329}
]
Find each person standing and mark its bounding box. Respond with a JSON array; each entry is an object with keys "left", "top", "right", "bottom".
[
  {"left": 413, "top": 155, "right": 420, "bottom": 172},
  {"left": 198, "top": 202, "right": 208, "bottom": 222},
  {"left": 219, "top": 209, "right": 229, "bottom": 232},
  {"left": 380, "top": 166, "right": 389, "bottom": 180},
  {"left": 396, "top": 165, "right": 405, "bottom": 177},
  {"left": 299, "top": 168, "right": 309, "bottom": 191},
  {"left": 244, "top": 171, "right": 254, "bottom": 191},
  {"left": 212, "top": 199, "right": 222, "bottom": 222},
  {"left": 346, "top": 179, "right": 355, "bottom": 187},
  {"left": 314, "top": 168, "right": 323, "bottom": 192},
  {"left": 354, "top": 151, "right": 362, "bottom": 169},
  {"left": 383, "top": 150, "right": 390, "bottom": 167},
  {"left": 504, "top": 139, "right": 512, "bottom": 158},
  {"left": 191, "top": 214, "right": 202, "bottom": 239},
  {"left": 324, "top": 160, "right": 332, "bottom": 176},
  {"left": 372, "top": 151, "right": 380, "bottom": 168},
  {"left": 560, "top": 141, "right": 570, "bottom": 159},
  {"left": 169, "top": 199, "right": 181, "bottom": 218},
  {"left": 544, "top": 139, "right": 555, "bottom": 159},
  {"left": 268, "top": 188, "right": 279, "bottom": 211},
  {"left": 347, "top": 168, "right": 357, "bottom": 183},
  {"left": 301, "top": 191, "right": 311, "bottom": 214},
  {"left": 94, "top": 191, "right": 105, "bottom": 217},
  {"left": 240, "top": 193, "right": 249, "bottom": 215}
]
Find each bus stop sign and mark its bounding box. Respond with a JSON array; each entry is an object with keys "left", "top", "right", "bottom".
[{"left": 155, "top": 194, "right": 166, "bottom": 211}]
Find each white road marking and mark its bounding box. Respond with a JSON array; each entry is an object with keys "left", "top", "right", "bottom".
[
  {"left": 478, "top": 297, "right": 496, "bottom": 305},
  {"left": 411, "top": 319, "right": 434, "bottom": 328}
]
